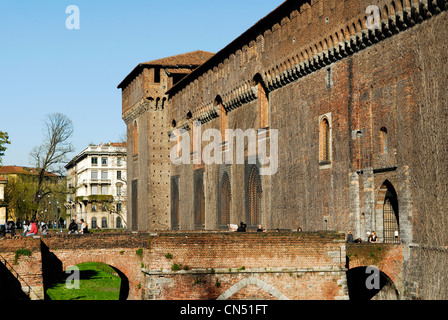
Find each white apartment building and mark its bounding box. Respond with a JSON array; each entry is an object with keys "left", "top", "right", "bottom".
[{"left": 65, "top": 143, "right": 127, "bottom": 230}]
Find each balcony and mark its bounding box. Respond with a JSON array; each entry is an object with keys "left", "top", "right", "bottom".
[{"left": 83, "top": 179, "right": 111, "bottom": 185}]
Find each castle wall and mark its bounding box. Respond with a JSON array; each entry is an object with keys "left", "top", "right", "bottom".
[{"left": 167, "top": 0, "right": 448, "bottom": 243}]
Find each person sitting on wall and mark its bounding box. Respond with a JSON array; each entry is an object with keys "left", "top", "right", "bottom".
[
  {"left": 5, "top": 221, "right": 15, "bottom": 237},
  {"left": 228, "top": 224, "right": 238, "bottom": 232},
  {"left": 79, "top": 219, "right": 89, "bottom": 234},
  {"left": 346, "top": 230, "right": 354, "bottom": 243},
  {"left": 257, "top": 224, "right": 267, "bottom": 232},
  {"left": 68, "top": 219, "right": 78, "bottom": 235},
  {"left": 237, "top": 222, "right": 247, "bottom": 233},
  {"left": 41, "top": 224, "right": 48, "bottom": 236},
  {"left": 22, "top": 221, "right": 30, "bottom": 236},
  {"left": 26, "top": 220, "right": 38, "bottom": 237},
  {"left": 369, "top": 231, "right": 378, "bottom": 243}
]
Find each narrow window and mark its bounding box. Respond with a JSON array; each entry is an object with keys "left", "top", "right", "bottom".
[
  {"left": 325, "top": 67, "right": 333, "bottom": 89},
  {"left": 102, "top": 217, "right": 108, "bottom": 229},
  {"left": 92, "top": 217, "right": 97, "bottom": 229},
  {"left": 319, "top": 116, "right": 331, "bottom": 165},
  {"left": 154, "top": 67, "right": 161, "bottom": 83},
  {"left": 217, "top": 96, "right": 227, "bottom": 143},
  {"left": 257, "top": 78, "right": 270, "bottom": 129},
  {"left": 247, "top": 166, "right": 262, "bottom": 227},
  {"left": 219, "top": 172, "right": 231, "bottom": 227},
  {"left": 133, "top": 121, "right": 138, "bottom": 156},
  {"left": 171, "top": 177, "right": 180, "bottom": 231},
  {"left": 380, "top": 127, "right": 388, "bottom": 154},
  {"left": 194, "top": 171, "right": 205, "bottom": 230}
]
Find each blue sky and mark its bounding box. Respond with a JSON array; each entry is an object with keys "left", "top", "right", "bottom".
[{"left": 0, "top": 0, "right": 284, "bottom": 168}]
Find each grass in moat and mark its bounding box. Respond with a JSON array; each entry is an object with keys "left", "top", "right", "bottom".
[{"left": 45, "top": 262, "right": 121, "bottom": 301}]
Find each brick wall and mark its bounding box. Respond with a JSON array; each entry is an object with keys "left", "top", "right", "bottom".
[
  {"left": 0, "top": 237, "right": 44, "bottom": 300},
  {"left": 346, "top": 243, "right": 403, "bottom": 283},
  {"left": 0, "top": 232, "right": 410, "bottom": 300},
  {"left": 143, "top": 232, "right": 349, "bottom": 300}
]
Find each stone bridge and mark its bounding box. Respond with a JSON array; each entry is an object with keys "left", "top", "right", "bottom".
[{"left": 0, "top": 232, "right": 403, "bottom": 300}]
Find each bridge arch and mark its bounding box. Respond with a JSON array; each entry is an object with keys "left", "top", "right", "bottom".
[
  {"left": 63, "top": 261, "right": 130, "bottom": 301},
  {"left": 40, "top": 240, "right": 143, "bottom": 300},
  {"left": 217, "top": 276, "right": 289, "bottom": 300},
  {"left": 346, "top": 266, "right": 399, "bottom": 300}
]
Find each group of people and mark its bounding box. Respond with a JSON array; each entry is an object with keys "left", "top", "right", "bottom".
[
  {"left": 227, "top": 222, "right": 270, "bottom": 233},
  {"left": 0, "top": 218, "right": 90, "bottom": 238},
  {"left": 67, "top": 219, "right": 89, "bottom": 235},
  {"left": 346, "top": 230, "right": 378, "bottom": 244}
]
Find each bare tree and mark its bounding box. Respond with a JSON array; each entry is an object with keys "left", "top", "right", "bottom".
[{"left": 30, "top": 113, "right": 74, "bottom": 206}]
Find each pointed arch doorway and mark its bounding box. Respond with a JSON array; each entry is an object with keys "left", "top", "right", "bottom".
[{"left": 377, "top": 180, "right": 400, "bottom": 244}]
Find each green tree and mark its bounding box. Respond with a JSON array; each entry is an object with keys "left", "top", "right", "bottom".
[
  {"left": 5, "top": 174, "right": 68, "bottom": 222},
  {"left": 5, "top": 176, "right": 39, "bottom": 221},
  {"left": 0, "top": 131, "right": 11, "bottom": 165}
]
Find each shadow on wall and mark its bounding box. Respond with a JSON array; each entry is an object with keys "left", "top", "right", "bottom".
[
  {"left": 0, "top": 260, "right": 30, "bottom": 301},
  {"left": 111, "top": 266, "right": 129, "bottom": 301},
  {"left": 40, "top": 241, "right": 63, "bottom": 299},
  {"left": 346, "top": 266, "right": 399, "bottom": 300}
]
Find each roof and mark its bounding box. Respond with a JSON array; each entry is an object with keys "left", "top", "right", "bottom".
[
  {"left": 142, "top": 50, "right": 214, "bottom": 66},
  {"left": 0, "top": 166, "right": 59, "bottom": 177},
  {"left": 167, "top": 0, "right": 300, "bottom": 96},
  {"left": 117, "top": 50, "right": 215, "bottom": 89},
  {"left": 65, "top": 142, "right": 127, "bottom": 170},
  {"left": 109, "top": 142, "right": 127, "bottom": 148}
]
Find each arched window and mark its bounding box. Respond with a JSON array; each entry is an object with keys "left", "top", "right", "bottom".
[
  {"left": 319, "top": 116, "right": 331, "bottom": 164},
  {"left": 247, "top": 166, "right": 262, "bottom": 227},
  {"left": 379, "top": 127, "right": 388, "bottom": 154},
  {"left": 133, "top": 121, "right": 138, "bottom": 156},
  {"left": 219, "top": 172, "right": 231, "bottom": 227},
  {"left": 116, "top": 217, "right": 122, "bottom": 229},
  {"left": 102, "top": 217, "right": 107, "bottom": 229},
  {"left": 194, "top": 172, "right": 205, "bottom": 230},
  {"left": 91, "top": 217, "right": 97, "bottom": 229}
]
